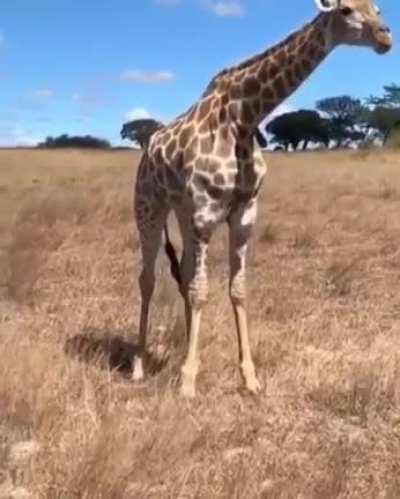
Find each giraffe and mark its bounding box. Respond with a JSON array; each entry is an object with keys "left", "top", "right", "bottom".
[{"left": 133, "top": 0, "right": 392, "bottom": 397}]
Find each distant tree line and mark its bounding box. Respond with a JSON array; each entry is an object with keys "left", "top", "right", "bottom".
[
  {"left": 38, "top": 134, "right": 111, "bottom": 149},
  {"left": 264, "top": 83, "right": 400, "bottom": 151},
  {"left": 39, "top": 84, "right": 400, "bottom": 152}
]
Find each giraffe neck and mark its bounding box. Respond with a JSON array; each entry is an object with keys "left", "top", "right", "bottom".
[{"left": 211, "top": 13, "right": 333, "bottom": 133}]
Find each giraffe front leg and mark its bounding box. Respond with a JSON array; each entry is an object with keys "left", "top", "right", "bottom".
[
  {"left": 180, "top": 232, "right": 209, "bottom": 398},
  {"left": 177, "top": 236, "right": 194, "bottom": 341},
  {"left": 228, "top": 202, "right": 261, "bottom": 394}
]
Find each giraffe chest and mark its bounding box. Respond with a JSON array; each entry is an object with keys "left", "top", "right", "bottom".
[{"left": 187, "top": 149, "right": 267, "bottom": 227}]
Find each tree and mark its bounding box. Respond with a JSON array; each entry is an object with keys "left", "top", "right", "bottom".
[
  {"left": 265, "top": 109, "right": 329, "bottom": 151},
  {"left": 363, "top": 106, "right": 400, "bottom": 138},
  {"left": 363, "top": 84, "right": 400, "bottom": 140},
  {"left": 120, "top": 119, "right": 163, "bottom": 149},
  {"left": 38, "top": 134, "right": 110, "bottom": 149},
  {"left": 298, "top": 110, "right": 330, "bottom": 149},
  {"left": 316, "top": 95, "right": 365, "bottom": 147},
  {"left": 368, "top": 84, "right": 400, "bottom": 108}
]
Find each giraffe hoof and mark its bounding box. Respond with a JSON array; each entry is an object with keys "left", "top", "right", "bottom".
[
  {"left": 180, "top": 382, "right": 196, "bottom": 398},
  {"left": 245, "top": 377, "right": 261, "bottom": 394},
  {"left": 132, "top": 358, "right": 144, "bottom": 381}
]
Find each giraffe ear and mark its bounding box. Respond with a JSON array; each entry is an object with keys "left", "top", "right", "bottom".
[{"left": 314, "top": 0, "right": 339, "bottom": 12}]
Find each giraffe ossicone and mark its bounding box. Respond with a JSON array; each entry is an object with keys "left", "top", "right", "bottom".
[{"left": 133, "top": 0, "right": 392, "bottom": 397}]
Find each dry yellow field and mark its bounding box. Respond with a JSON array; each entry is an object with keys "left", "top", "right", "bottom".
[{"left": 1, "top": 147, "right": 400, "bottom": 498}]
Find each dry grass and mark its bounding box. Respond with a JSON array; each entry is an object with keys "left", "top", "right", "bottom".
[{"left": 1, "top": 148, "right": 400, "bottom": 497}]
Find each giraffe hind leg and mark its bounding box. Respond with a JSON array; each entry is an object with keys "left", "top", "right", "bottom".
[
  {"left": 133, "top": 195, "right": 168, "bottom": 381},
  {"left": 175, "top": 210, "right": 195, "bottom": 341}
]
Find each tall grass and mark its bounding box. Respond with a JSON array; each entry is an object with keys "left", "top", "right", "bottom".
[{"left": 1, "top": 148, "right": 400, "bottom": 497}]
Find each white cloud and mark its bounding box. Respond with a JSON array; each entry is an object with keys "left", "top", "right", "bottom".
[
  {"left": 72, "top": 92, "right": 100, "bottom": 104},
  {"left": 203, "top": 0, "right": 245, "bottom": 17},
  {"left": 155, "top": 0, "right": 245, "bottom": 16},
  {"left": 71, "top": 91, "right": 109, "bottom": 122},
  {"left": 71, "top": 89, "right": 109, "bottom": 106},
  {"left": 15, "top": 89, "right": 54, "bottom": 112},
  {"left": 33, "top": 88, "right": 54, "bottom": 99},
  {"left": 0, "top": 123, "right": 42, "bottom": 147},
  {"left": 120, "top": 70, "right": 175, "bottom": 84},
  {"left": 124, "top": 108, "right": 152, "bottom": 121}
]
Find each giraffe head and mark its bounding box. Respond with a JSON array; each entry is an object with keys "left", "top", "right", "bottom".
[{"left": 315, "top": 0, "right": 392, "bottom": 54}]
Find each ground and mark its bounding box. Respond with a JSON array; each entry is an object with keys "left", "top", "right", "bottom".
[{"left": 0, "top": 147, "right": 400, "bottom": 498}]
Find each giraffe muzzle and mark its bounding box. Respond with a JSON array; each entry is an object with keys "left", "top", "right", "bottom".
[{"left": 373, "top": 25, "right": 392, "bottom": 54}]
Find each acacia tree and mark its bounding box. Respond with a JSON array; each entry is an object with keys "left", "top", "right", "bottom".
[
  {"left": 363, "top": 107, "right": 400, "bottom": 138},
  {"left": 369, "top": 84, "right": 400, "bottom": 108},
  {"left": 363, "top": 84, "right": 400, "bottom": 140},
  {"left": 120, "top": 119, "right": 163, "bottom": 148},
  {"left": 315, "top": 95, "right": 366, "bottom": 147},
  {"left": 265, "top": 110, "right": 329, "bottom": 151}
]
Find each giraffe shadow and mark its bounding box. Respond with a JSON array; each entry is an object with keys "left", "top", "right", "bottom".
[{"left": 64, "top": 328, "right": 168, "bottom": 377}]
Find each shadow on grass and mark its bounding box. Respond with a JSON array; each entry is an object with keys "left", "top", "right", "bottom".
[{"left": 64, "top": 329, "right": 168, "bottom": 377}]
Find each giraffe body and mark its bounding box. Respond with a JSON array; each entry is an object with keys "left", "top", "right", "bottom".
[
  {"left": 133, "top": 0, "right": 392, "bottom": 397},
  {"left": 134, "top": 94, "right": 267, "bottom": 395}
]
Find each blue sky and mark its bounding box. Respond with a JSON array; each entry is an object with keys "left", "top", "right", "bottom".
[{"left": 0, "top": 0, "right": 398, "bottom": 146}]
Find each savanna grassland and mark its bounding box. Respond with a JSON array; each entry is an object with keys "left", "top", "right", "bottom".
[{"left": 1, "top": 147, "right": 400, "bottom": 498}]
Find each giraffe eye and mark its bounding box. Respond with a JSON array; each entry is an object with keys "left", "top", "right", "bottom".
[{"left": 340, "top": 6, "right": 353, "bottom": 16}]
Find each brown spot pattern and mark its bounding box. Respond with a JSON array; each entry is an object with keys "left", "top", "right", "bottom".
[
  {"left": 262, "top": 86, "right": 274, "bottom": 100},
  {"left": 252, "top": 99, "right": 261, "bottom": 115},
  {"left": 275, "top": 76, "right": 286, "bottom": 99},
  {"left": 154, "top": 147, "right": 163, "bottom": 165},
  {"left": 219, "top": 107, "right": 227, "bottom": 123},
  {"left": 179, "top": 126, "right": 192, "bottom": 149},
  {"left": 269, "top": 63, "right": 279, "bottom": 79},
  {"left": 274, "top": 50, "right": 286, "bottom": 66},
  {"left": 243, "top": 77, "right": 261, "bottom": 97},
  {"left": 258, "top": 66, "right": 269, "bottom": 83},
  {"left": 198, "top": 98, "right": 212, "bottom": 121},
  {"left": 214, "top": 173, "right": 225, "bottom": 186},
  {"left": 242, "top": 101, "right": 254, "bottom": 124},
  {"left": 200, "top": 137, "right": 214, "bottom": 155},
  {"left": 166, "top": 139, "right": 177, "bottom": 158},
  {"left": 230, "top": 85, "right": 242, "bottom": 100},
  {"left": 302, "top": 59, "right": 312, "bottom": 72},
  {"left": 294, "top": 63, "right": 303, "bottom": 80}
]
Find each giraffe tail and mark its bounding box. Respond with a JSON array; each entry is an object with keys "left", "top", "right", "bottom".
[{"left": 164, "top": 224, "right": 181, "bottom": 286}]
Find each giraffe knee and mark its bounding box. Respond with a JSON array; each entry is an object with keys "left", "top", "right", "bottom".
[
  {"left": 230, "top": 279, "right": 246, "bottom": 306},
  {"left": 179, "top": 282, "right": 188, "bottom": 299},
  {"left": 188, "top": 280, "right": 208, "bottom": 309},
  {"left": 139, "top": 270, "right": 155, "bottom": 300}
]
